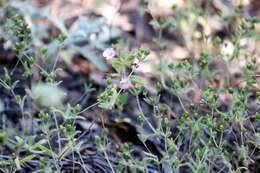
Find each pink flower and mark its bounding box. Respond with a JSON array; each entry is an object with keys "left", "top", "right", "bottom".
[
  {"left": 119, "top": 71, "right": 133, "bottom": 90},
  {"left": 102, "top": 48, "right": 118, "bottom": 60}
]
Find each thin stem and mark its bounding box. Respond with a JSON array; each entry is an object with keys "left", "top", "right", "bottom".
[
  {"left": 103, "top": 148, "right": 116, "bottom": 173},
  {"left": 77, "top": 102, "right": 99, "bottom": 115},
  {"left": 52, "top": 54, "right": 60, "bottom": 72},
  {"left": 98, "top": 109, "right": 116, "bottom": 173},
  {"left": 177, "top": 95, "right": 188, "bottom": 113},
  {"left": 72, "top": 151, "right": 75, "bottom": 173},
  {"left": 47, "top": 140, "right": 60, "bottom": 172},
  {"left": 53, "top": 112, "right": 62, "bottom": 153},
  {"left": 136, "top": 95, "right": 157, "bottom": 133},
  {"left": 24, "top": 53, "right": 47, "bottom": 73},
  {"left": 77, "top": 151, "right": 89, "bottom": 173}
]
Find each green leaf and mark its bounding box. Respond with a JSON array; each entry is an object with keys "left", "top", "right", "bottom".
[
  {"left": 130, "top": 75, "right": 146, "bottom": 85},
  {"left": 57, "top": 142, "right": 73, "bottom": 160},
  {"left": 98, "top": 87, "right": 119, "bottom": 110},
  {"left": 0, "top": 160, "right": 10, "bottom": 166},
  {"left": 20, "top": 154, "right": 36, "bottom": 165},
  {"left": 117, "top": 92, "right": 128, "bottom": 106},
  {"left": 37, "top": 144, "right": 58, "bottom": 158}
]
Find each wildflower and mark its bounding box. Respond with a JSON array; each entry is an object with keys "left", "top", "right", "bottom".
[
  {"left": 119, "top": 71, "right": 133, "bottom": 90},
  {"left": 102, "top": 47, "right": 118, "bottom": 61}
]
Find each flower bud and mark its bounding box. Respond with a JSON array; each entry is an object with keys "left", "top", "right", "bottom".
[{"left": 119, "top": 72, "right": 133, "bottom": 90}]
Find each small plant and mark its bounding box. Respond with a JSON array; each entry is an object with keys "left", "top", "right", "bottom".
[{"left": 0, "top": 1, "right": 260, "bottom": 173}]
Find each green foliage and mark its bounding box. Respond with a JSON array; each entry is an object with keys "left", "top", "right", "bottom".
[{"left": 0, "top": 1, "right": 259, "bottom": 173}]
